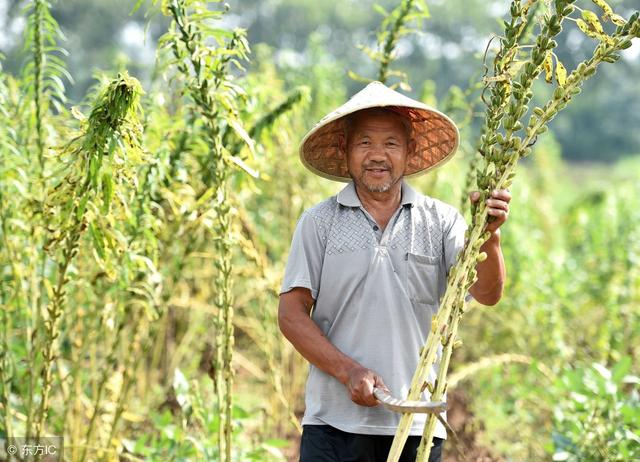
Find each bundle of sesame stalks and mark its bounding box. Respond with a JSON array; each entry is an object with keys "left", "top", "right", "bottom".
[{"left": 387, "top": 1, "right": 639, "bottom": 460}]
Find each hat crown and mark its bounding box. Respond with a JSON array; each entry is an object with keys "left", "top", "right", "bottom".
[{"left": 315, "top": 81, "right": 429, "bottom": 125}]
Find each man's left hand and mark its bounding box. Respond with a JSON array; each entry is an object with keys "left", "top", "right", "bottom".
[{"left": 469, "top": 189, "right": 511, "bottom": 234}]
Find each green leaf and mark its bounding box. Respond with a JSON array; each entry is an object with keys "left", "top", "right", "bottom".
[
  {"left": 228, "top": 118, "right": 255, "bottom": 156},
  {"left": 373, "top": 4, "right": 388, "bottom": 17},
  {"left": 348, "top": 70, "right": 374, "bottom": 84},
  {"left": 76, "top": 195, "right": 90, "bottom": 221},
  {"left": 592, "top": 363, "right": 611, "bottom": 381},
  {"left": 130, "top": 0, "right": 146, "bottom": 15},
  {"left": 232, "top": 404, "right": 249, "bottom": 419},
  {"left": 611, "top": 356, "right": 632, "bottom": 384},
  {"left": 101, "top": 172, "right": 113, "bottom": 214},
  {"left": 414, "top": 0, "right": 430, "bottom": 15},
  {"left": 263, "top": 438, "right": 290, "bottom": 449},
  {"left": 229, "top": 156, "right": 259, "bottom": 178},
  {"left": 89, "top": 222, "right": 106, "bottom": 260}
]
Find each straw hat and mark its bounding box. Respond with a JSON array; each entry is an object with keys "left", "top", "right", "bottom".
[{"left": 299, "top": 81, "right": 459, "bottom": 182}]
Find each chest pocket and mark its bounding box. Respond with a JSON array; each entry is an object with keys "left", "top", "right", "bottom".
[{"left": 406, "top": 252, "right": 440, "bottom": 306}]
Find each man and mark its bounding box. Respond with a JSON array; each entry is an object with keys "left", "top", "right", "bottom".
[{"left": 279, "top": 82, "right": 510, "bottom": 461}]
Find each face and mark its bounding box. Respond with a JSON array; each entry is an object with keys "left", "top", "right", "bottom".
[{"left": 341, "top": 110, "right": 414, "bottom": 194}]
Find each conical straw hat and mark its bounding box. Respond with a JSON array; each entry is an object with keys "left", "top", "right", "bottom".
[{"left": 299, "top": 81, "right": 459, "bottom": 182}]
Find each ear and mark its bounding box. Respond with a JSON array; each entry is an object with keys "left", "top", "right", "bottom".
[
  {"left": 338, "top": 133, "right": 347, "bottom": 157},
  {"left": 406, "top": 138, "right": 417, "bottom": 161}
]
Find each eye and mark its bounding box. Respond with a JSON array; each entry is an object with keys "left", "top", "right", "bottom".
[{"left": 360, "top": 140, "right": 370, "bottom": 146}]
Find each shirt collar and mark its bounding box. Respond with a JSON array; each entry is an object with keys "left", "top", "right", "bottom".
[{"left": 336, "top": 180, "right": 418, "bottom": 208}]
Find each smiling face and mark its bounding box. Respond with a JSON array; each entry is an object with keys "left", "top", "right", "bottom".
[{"left": 341, "top": 109, "right": 414, "bottom": 194}]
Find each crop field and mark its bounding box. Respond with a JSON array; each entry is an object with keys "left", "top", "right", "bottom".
[{"left": 0, "top": 1, "right": 638, "bottom": 461}]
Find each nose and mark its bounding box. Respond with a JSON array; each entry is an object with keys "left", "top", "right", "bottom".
[{"left": 368, "top": 142, "right": 387, "bottom": 160}]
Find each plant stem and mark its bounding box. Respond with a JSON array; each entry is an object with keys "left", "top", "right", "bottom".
[
  {"left": 378, "top": 0, "right": 415, "bottom": 84},
  {"left": 34, "top": 227, "right": 82, "bottom": 441},
  {"left": 165, "top": 3, "right": 244, "bottom": 458}
]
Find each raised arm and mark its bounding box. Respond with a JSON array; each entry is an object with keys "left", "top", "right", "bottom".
[{"left": 468, "top": 189, "right": 511, "bottom": 305}]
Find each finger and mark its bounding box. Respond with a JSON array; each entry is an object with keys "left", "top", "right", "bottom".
[
  {"left": 485, "top": 198, "right": 509, "bottom": 211},
  {"left": 351, "top": 379, "right": 377, "bottom": 407},
  {"left": 487, "top": 208, "right": 508, "bottom": 221},
  {"left": 491, "top": 189, "right": 512, "bottom": 202},
  {"left": 373, "top": 377, "right": 390, "bottom": 395},
  {"left": 362, "top": 377, "right": 374, "bottom": 396},
  {"left": 352, "top": 391, "right": 377, "bottom": 407},
  {"left": 349, "top": 387, "right": 367, "bottom": 406},
  {"left": 362, "top": 381, "right": 377, "bottom": 406},
  {"left": 469, "top": 191, "right": 481, "bottom": 203}
]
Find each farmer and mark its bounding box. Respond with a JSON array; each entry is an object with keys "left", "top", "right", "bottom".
[{"left": 278, "top": 81, "right": 510, "bottom": 461}]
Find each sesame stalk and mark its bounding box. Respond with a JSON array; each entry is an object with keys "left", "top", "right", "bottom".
[
  {"left": 377, "top": 0, "right": 418, "bottom": 84},
  {"left": 461, "top": 0, "right": 542, "bottom": 214},
  {"left": 387, "top": 2, "right": 639, "bottom": 460},
  {"left": 351, "top": 0, "right": 430, "bottom": 90},
  {"left": 160, "top": 1, "right": 252, "bottom": 459},
  {"left": 20, "top": 0, "right": 71, "bottom": 442},
  {"left": 224, "top": 86, "right": 310, "bottom": 157},
  {"left": 0, "top": 64, "right": 20, "bottom": 441}
]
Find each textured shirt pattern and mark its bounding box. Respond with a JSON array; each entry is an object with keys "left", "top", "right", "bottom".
[{"left": 280, "top": 181, "right": 467, "bottom": 438}]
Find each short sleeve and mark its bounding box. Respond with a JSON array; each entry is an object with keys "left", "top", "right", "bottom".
[
  {"left": 280, "top": 211, "right": 325, "bottom": 300},
  {"left": 443, "top": 207, "right": 468, "bottom": 273}
]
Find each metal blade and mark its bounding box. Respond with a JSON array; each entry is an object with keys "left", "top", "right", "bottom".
[{"left": 373, "top": 387, "right": 447, "bottom": 414}]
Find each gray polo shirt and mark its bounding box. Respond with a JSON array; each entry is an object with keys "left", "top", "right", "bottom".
[{"left": 280, "top": 180, "right": 467, "bottom": 439}]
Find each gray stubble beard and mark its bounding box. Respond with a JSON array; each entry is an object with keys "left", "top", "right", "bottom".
[{"left": 353, "top": 170, "right": 402, "bottom": 193}]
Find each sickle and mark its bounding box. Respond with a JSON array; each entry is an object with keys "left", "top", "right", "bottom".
[{"left": 373, "top": 387, "right": 447, "bottom": 414}]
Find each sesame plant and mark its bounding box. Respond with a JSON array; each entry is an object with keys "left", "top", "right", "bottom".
[
  {"left": 350, "top": 0, "right": 430, "bottom": 90},
  {"left": 0, "top": 59, "right": 20, "bottom": 442},
  {"left": 35, "top": 71, "right": 145, "bottom": 446},
  {"left": 4, "top": 0, "right": 72, "bottom": 445},
  {"left": 21, "top": 0, "right": 70, "bottom": 172},
  {"left": 228, "top": 45, "right": 346, "bottom": 443},
  {"left": 157, "top": 1, "right": 251, "bottom": 458},
  {"left": 386, "top": 1, "right": 640, "bottom": 460},
  {"left": 155, "top": 0, "right": 315, "bottom": 457},
  {"left": 551, "top": 358, "right": 639, "bottom": 461},
  {"left": 1, "top": 0, "right": 336, "bottom": 459},
  {"left": 232, "top": 84, "right": 311, "bottom": 438}
]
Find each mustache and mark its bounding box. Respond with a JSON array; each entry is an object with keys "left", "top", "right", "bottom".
[{"left": 363, "top": 162, "right": 391, "bottom": 170}]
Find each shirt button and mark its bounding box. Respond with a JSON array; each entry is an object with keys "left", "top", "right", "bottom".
[{"left": 373, "top": 225, "right": 379, "bottom": 231}]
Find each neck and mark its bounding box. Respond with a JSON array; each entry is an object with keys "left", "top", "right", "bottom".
[{"left": 354, "top": 181, "right": 402, "bottom": 214}]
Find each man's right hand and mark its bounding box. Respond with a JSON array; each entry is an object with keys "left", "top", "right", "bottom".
[{"left": 345, "top": 366, "right": 389, "bottom": 407}]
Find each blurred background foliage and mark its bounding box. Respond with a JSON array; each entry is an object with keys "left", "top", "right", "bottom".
[
  {"left": 1, "top": 0, "right": 639, "bottom": 160},
  {"left": 0, "top": 0, "right": 639, "bottom": 461}
]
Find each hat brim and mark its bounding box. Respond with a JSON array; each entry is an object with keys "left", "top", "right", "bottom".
[{"left": 299, "top": 83, "right": 460, "bottom": 182}]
